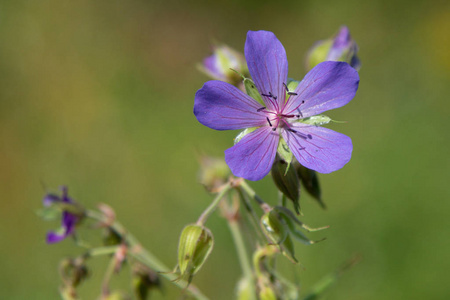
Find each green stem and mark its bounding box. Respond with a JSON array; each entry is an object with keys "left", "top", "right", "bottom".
[
  {"left": 85, "top": 210, "right": 209, "bottom": 300},
  {"left": 227, "top": 218, "right": 256, "bottom": 300},
  {"left": 236, "top": 188, "right": 266, "bottom": 244},
  {"left": 197, "top": 183, "right": 232, "bottom": 225},
  {"left": 239, "top": 180, "right": 270, "bottom": 212},
  {"left": 85, "top": 246, "right": 119, "bottom": 258}
]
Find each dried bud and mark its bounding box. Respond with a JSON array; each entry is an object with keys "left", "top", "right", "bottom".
[
  {"left": 271, "top": 156, "right": 301, "bottom": 214},
  {"left": 198, "top": 44, "right": 249, "bottom": 85},
  {"left": 198, "top": 156, "right": 230, "bottom": 192},
  {"left": 177, "top": 224, "right": 214, "bottom": 284},
  {"left": 306, "top": 26, "right": 360, "bottom": 71},
  {"left": 59, "top": 258, "right": 89, "bottom": 288}
]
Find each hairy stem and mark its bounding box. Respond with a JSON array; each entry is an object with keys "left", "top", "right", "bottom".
[
  {"left": 227, "top": 217, "right": 257, "bottom": 300},
  {"left": 85, "top": 210, "right": 209, "bottom": 300},
  {"left": 197, "top": 183, "right": 232, "bottom": 225}
]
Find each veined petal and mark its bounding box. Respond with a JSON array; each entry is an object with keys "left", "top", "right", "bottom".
[
  {"left": 225, "top": 126, "right": 279, "bottom": 181},
  {"left": 194, "top": 80, "right": 267, "bottom": 130},
  {"left": 283, "top": 61, "right": 359, "bottom": 117},
  {"left": 245, "top": 31, "right": 288, "bottom": 111},
  {"left": 282, "top": 124, "right": 352, "bottom": 174}
]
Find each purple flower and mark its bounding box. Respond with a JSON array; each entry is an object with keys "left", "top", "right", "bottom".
[
  {"left": 194, "top": 31, "right": 359, "bottom": 181},
  {"left": 43, "top": 186, "right": 80, "bottom": 244}
]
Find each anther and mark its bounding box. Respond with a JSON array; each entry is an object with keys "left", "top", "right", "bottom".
[
  {"left": 288, "top": 91, "right": 298, "bottom": 96},
  {"left": 257, "top": 107, "right": 266, "bottom": 112},
  {"left": 269, "top": 92, "right": 277, "bottom": 100},
  {"left": 283, "top": 82, "right": 288, "bottom": 91},
  {"left": 288, "top": 128, "right": 297, "bottom": 133},
  {"left": 272, "top": 128, "right": 276, "bottom": 131},
  {"left": 266, "top": 117, "right": 272, "bottom": 127},
  {"left": 307, "top": 134, "right": 312, "bottom": 139},
  {"left": 261, "top": 93, "right": 272, "bottom": 98}
]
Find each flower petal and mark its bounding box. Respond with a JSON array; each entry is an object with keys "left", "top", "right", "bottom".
[
  {"left": 282, "top": 124, "right": 352, "bottom": 173},
  {"left": 245, "top": 30, "right": 288, "bottom": 111},
  {"left": 43, "top": 194, "right": 60, "bottom": 206},
  {"left": 225, "top": 126, "right": 279, "bottom": 181},
  {"left": 194, "top": 80, "right": 267, "bottom": 130},
  {"left": 283, "top": 61, "right": 359, "bottom": 118},
  {"left": 46, "top": 230, "right": 68, "bottom": 244}
]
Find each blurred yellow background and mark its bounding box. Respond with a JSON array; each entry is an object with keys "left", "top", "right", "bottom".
[{"left": 1, "top": 0, "right": 449, "bottom": 299}]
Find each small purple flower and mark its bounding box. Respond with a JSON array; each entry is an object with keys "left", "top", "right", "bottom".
[
  {"left": 43, "top": 186, "right": 80, "bottom": 244},
  {"left": 194, "top": 31, "right": 359, "bottom": 181}
]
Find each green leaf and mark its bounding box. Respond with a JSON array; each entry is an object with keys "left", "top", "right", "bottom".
[{"left": 36, "top": 206, "right": 60, "bottom": 221}]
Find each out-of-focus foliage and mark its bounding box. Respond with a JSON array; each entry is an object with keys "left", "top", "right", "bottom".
[{"left": 1, "top": 0, "right": 449, "bottom": 299}]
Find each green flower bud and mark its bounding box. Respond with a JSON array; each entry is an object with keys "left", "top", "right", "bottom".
[
  {"left": 260, "top": 210, "right": 289, "bottom": 245},
  {"left": 198, "top": 156, "right": 230, "bottom": 192},
  {"left": 236, "top": 277, "right": 253, "bottom": 300},
  {"left": 293, "top": 162, "right": 325, "bottom": 209},
  {"left": 259, "top": 285, "right": 278, "bottom": 300},
  {"left": 271, "top": 156, "right": 301, "bottom": 214},
  {"left": 177, "top": 224, "right": 214, "bottom": 284}
]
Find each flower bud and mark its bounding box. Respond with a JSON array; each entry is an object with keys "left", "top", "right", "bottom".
[
  {"left": 198, "top": 44, "right": 249, "bottom": 85},
  {"left": 259, "top": 284, "right": 278, "bottom": 300},
  {"left": 294, "top": 161, "right": 325, "bottom": 209},
  {"left": 271, "top": 156, "right": 301, "bottom": 214},
  {"left": 59, "top": 258, "right": 89, "bottom": 288},
  {"left": 177, "top": 224, "right": 214, "bottom": 284},
  {"left": 198, "top": 156, "right": 230, "bottom": 192},
  {"left": 306, "top": 26, "right": 360, "bottom": 71},
  {"left": 236, "top": 277, "right": 253, "bottom": 300},
  {"left": 260, "top": 210, "right": 289, "bottom": 245}
]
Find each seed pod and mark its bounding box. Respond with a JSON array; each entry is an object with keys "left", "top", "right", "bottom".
[{"left": 177, "top": 224, "right": 214, "bottom": 284}]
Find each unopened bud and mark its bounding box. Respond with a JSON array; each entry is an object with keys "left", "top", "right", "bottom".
[
  {"left": 59, "top": 257, "right": 89, "bottom": 288},
  {"left": 198, "top": 156, "right": 230, "bottom": 192},
  {"left": 271, "top": 156, "right": 301, "bottom": 214},
  {"left": 294, "top": 162, "right": 325, "bottom": 209},
  {"left": 198, "top": 44, "right": 249, "bottom": 85},
  {"left": 259, "top": 285, "right": 277, "bottom": 300},
  {"left": 177, "top": 224, "right": 214, "bottom": 284},
  {"left": 260, "top": 210, "right": 288, "bottom": 245},
  {"left": 306, "top": 26, "right": 360, "bottom": 71}
]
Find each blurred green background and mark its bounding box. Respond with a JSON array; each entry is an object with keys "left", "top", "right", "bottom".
[{"left": 1, "top": 0, "right": 449, "bottom": 299}]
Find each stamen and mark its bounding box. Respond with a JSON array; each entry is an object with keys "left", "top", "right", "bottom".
[
  {"left": 269, "top": 92, "right": 277, "bottom": 100},
  {"left": 299, "top": 147, "right": 305, "bottom": 150},
  {"left": 261, "top": 93, "right": 272, "bottom": 98},
  {"left": 288, "top": 128, "right": 297, "bottom": 133},
  {"left": 257, "top": 107, "right": 266, "bottom": 112},
  {"left": 266, "top": 117, "right": 272, "bottom": 127},
  {"left": 283, "top": 82, "right": 297, "bottom": 96},
  {"left": 288, "top": 91, "right": 298, "bottom": 96},
  {"left": 272, "top": 128, "right": 276, "bottom": 131},
  {"left": 283, "top": 82, "right": 288, "bottom": 91},
  {"left": 307, "top": 134, "right": 312, "bottom": 139}
]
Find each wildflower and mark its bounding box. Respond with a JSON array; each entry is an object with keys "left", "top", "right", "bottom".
[
  {"left": 306, "top": 26, "right": 360, "bottom": 71},
  {"left": 43, "top": 186, "right": 82, "bottom": 243},
  {"left": 194, "top": 30, "right": 359, "bottom": 181}
]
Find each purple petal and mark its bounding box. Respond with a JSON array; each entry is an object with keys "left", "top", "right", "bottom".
[
  {"left": 245, "top": 31, "right": 288, "bottom": 111},
  {"left": 62, "top": 212, "right": 78, "bottom": 233},
  {"left": 283, "top": 61, "right": 359, "bottom": 118},
  {"left": 43, "top": 194, "right": 60, "bottom": 206},
  {"left": 46, "top": 231, "right": 68, "bottom": 244},
  {"left": 282, "top": 124, "right": 352, "bottom": 173},
  {"left": 225, "top": 126, "right": 279, "bottom": 181},
  {"left": 194, "top": 80, "right": 267, "bottom": 130},
  {"left": 327, "top": 26, "right": 352, "bottom": 61}
]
